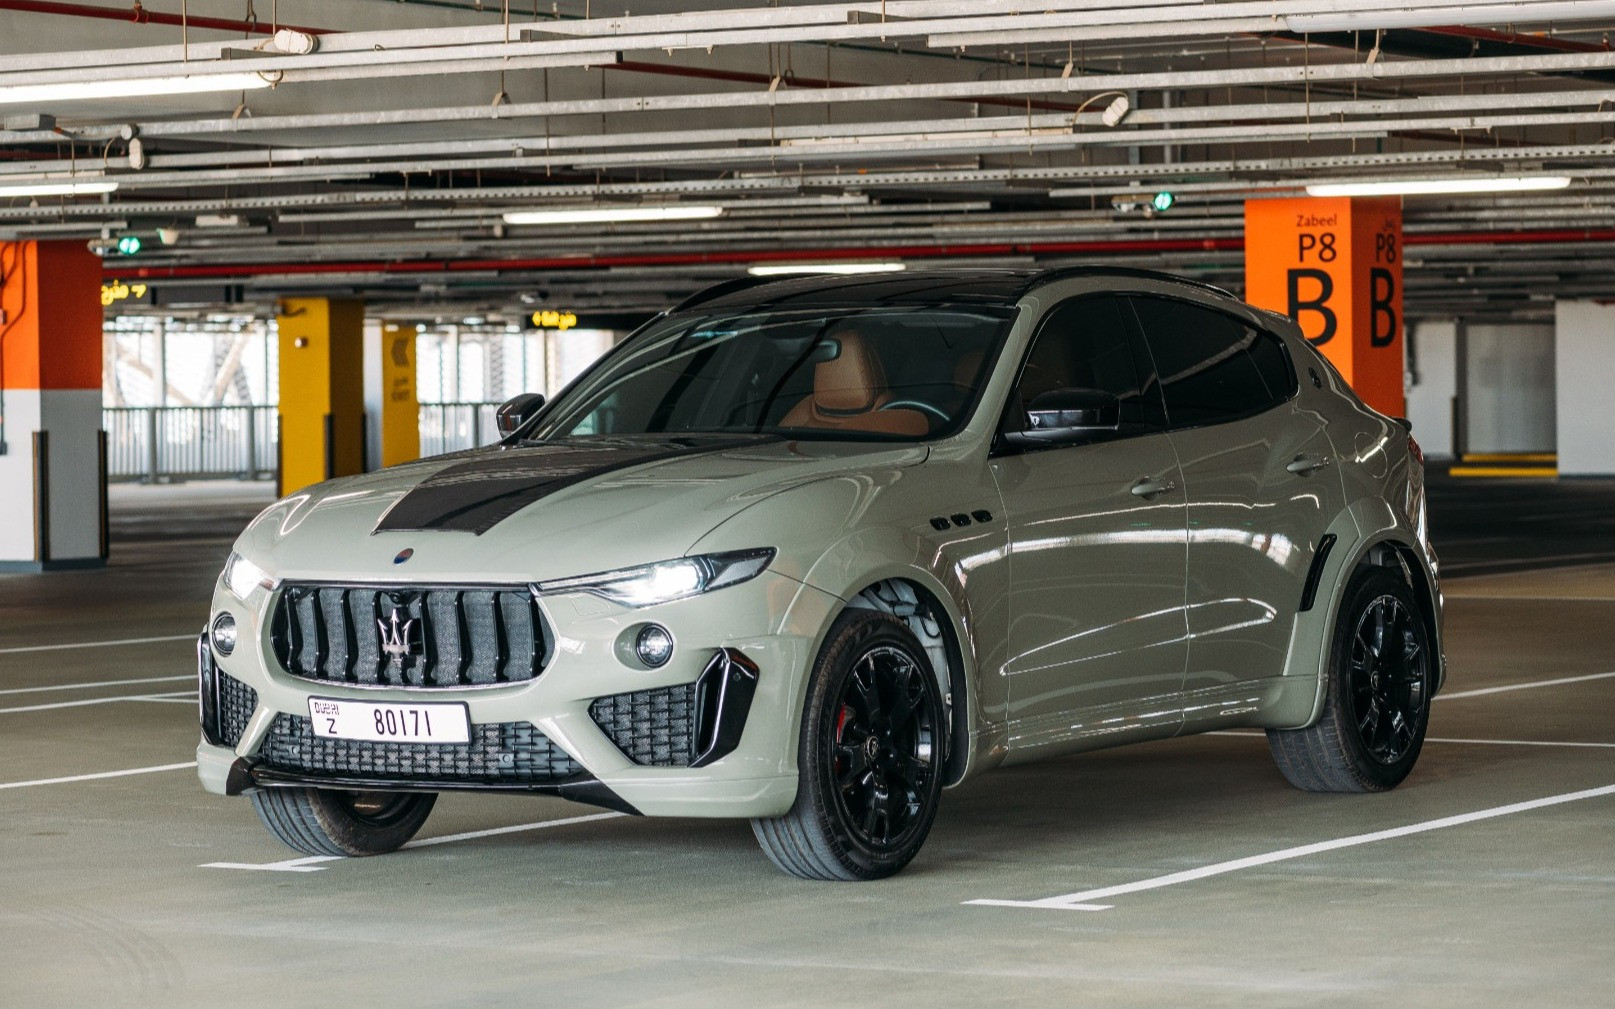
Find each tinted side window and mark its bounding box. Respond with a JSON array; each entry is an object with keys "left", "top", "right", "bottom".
[
  {"left": 1016, "top": 296, "right": 1165, "bottom": 429},
  {"left": 1129, "top": 296, "right": 1294, "bottom": 426}
]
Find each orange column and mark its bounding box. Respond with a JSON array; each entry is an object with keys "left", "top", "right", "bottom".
[
  {"left": 0, "top": 240, "right": 106, "bottom": 570},
  {"left": 1244, "top": 197, "right": 1405, "bottom": 416}
]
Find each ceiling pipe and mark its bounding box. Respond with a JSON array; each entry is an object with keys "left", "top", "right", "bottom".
[
  {"left": 0, "top": 0, "right": 329, "bottom": 36},
  {"left": 10, "top": 47, "right": 1615, "bottom": 146},
  {"left": 104, "top": 229, "right": 1615, "bottom": 282}
]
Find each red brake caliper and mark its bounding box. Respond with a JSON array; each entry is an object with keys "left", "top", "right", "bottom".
[{"left": 833, "top": 704, "right": 851, "bottom": 775}]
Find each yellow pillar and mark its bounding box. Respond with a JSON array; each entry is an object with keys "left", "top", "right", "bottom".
[
  {"left": 1244, "top": 197, "right": 1405, "bottom": 416},
  {"left": 277, "top": 297, "right": 364, "bottom": 494},
  {"left": 377, "top": 322, "right": 420, "bottom": 468}
]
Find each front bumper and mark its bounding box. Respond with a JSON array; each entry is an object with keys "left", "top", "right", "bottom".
[{"left": 197, "top": 570, "right": 839, "bottom": 819}]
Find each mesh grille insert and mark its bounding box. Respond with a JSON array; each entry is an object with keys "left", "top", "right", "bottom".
[
  {"left": 257, "top": 715, "right": 582, "bottom": 784},
  {"left": 589, "top": 682, "right": 700, "bottom": 767},
  {"left": 217, "top": 672, "right": 258, "bottom": 748},
  {"left": 270, "top": 583, "right": 549, "bottom": 689}
]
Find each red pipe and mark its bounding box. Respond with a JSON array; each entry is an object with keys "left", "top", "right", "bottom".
[
  {"left": 103, "top": 229, "right": 1615, "bottom": 282},
  {"left": 1418, "top": 25, "right": 1609, "bottom": 54},
  {"left": 0, "top": 0, "right": 331, "bottom": 36},
  {"left": 605, "top": 59, "right": 1091, "bottom": 114}
]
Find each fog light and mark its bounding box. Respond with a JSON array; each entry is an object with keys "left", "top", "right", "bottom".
[
  {"left": 635, "top": 624, "right": 673, "bottom": 667},
  {"left": 211, "top": 613, "right": 238, "bottom": 656}
]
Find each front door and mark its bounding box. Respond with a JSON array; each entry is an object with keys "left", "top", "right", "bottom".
[{"left": 990, "top": 293, "right": 1189, "bottom": 742}]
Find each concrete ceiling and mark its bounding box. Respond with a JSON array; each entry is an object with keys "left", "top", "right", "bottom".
[{"left": 4, "top": 0, "right": 1615, "bottom": 323}]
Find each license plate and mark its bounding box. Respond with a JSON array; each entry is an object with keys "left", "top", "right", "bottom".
[{"left": 308, "top": 698, "right": 471, "bottom": 744}]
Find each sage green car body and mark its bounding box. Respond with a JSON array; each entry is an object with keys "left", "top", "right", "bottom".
[{"left": 198, "top": 270, "right": 1443, "bottom": 818}]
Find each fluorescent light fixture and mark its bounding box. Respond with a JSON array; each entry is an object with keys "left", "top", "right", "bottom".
[
  {"left": 502, "top": 205, "right": 723, "bottom": 225},
  {"left": 1305, "top": 176, "right": 1572, "bottom": 198},
  {"left": 748, "top": 263, "right": 907, "bottom": 276},
  {"left": 0, "top": 73, "right": 274, "bottom": 106},
  {"left": 0, "top": 180, "right": 118, "bottom": 197}
]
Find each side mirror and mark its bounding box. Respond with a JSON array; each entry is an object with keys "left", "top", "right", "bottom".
[
  {"left": 1006, "top": 387, "right": 1120, "bottom": 447},
  {"left": 495, "top": 392, "right": 546, "bottom": 438}
]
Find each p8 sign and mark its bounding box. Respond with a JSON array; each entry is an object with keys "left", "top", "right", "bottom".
[{"left": 1244, "top": 197, "right": 1404, "bottom": 416}]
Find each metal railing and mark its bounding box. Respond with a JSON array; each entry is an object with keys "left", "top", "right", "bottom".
[
  {"left": 419, "top": 401, "right": 503, "bottom": 458},
  {"left": 105, "top": 406, "right": 278, "bottom": 483},
  {"left": 104, "top": 402, "right": 504, "bottom": 482}
]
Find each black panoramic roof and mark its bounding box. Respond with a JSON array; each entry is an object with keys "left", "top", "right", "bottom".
[{"left": 671, "top": 266, "right": 1235, "bottom": 314}]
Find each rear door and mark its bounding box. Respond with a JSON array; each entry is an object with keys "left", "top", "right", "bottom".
[
  {"left": 1126, "top": 294, "right": 1346, "bottom": 693},
  {"left": 990, "top": 292, "right": 1189, "bottom": 734}
]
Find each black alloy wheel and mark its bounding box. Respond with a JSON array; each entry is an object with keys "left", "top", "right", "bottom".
[
  {"left": 1268, "top": 564, "right": 1433, "bottom": 793},
  {"left": 826, "top": 645, "right": 939, "bottom": 851},
  {"left": 752, "top": 610, "right": 946, "bottom": 880},
  {"left": 1347, "top": 592, "right": 1428, "bottom": 766}
]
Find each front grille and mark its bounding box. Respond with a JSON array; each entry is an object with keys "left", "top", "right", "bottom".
[
  {"left": 217, "top": 672, "right": 258, "bottom": 748},
  {"left": 589, "top": 682, "right": 700, "bottom": 767},
  {"left": 270, "top": 583, "right": 548, "bottom": 689},
  {"left": 257, "top": 714, "right": 582, "bottom": 784}
]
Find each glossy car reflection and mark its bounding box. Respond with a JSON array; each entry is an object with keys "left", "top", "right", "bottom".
[{"left": 198, "top": 268, "right": 1443, "bottom": 879}]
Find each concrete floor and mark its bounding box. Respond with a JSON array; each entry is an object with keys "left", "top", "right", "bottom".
[{"left": 1, "top": 476, "right": 1611, "bottom": 1008}]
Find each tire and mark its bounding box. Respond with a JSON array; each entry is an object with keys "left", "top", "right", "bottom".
[
  {"left": 751, "top": 611, "right": 947, "bottom": 880},
  {"left": 1268, "top": 565, "right": 1433, "bottom": 793},
  {"left": 251, "top": 787, "right": 437, "bottom": 857}
]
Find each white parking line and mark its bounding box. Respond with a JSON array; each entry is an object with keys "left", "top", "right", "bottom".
[
  {"left": 1426, "top": 736, "right": 1615, "bottom": 749},
  {"left": 1437, "top": 670, "right": 1615, "bottom": 700},
  {"left": 0, "top": 675, "right": 192, "bottom": 697},
  {"left": 965, "top": 784, "right": 1615, "bottom": 912},
  {"left": 201, "top": 811, "right": 627, "bottom": 872},
  {"left": 0, "top": 690, "right": 192, "bottom": 714},
  {"left": 0, "top": 761, "right": 197, "bottom": 791},
  {"left": 0, "top": 634, "right": 195, "bottom": 655}
]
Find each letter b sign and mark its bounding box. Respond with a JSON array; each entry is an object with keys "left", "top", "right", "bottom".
[{"left": 1286, "top": 268, "right": 1337, "bottom": 346}]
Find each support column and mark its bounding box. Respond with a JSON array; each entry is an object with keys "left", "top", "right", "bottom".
[
  {"left": 1244, "top": 197, "right": 1405, "bottom": 417},
  {"left": 0, "top": 240, "right": 106, "bottom": 571},
  {"left": 1405, "top": 319, "right": 1458, "bottom": 458},
  {"left": 277, "top": 297, "right": 364, "bottom": 495},
  {"left": 363, "top": 320, "right": 420, "bottom": 470},
  {"left": 1555, "top": 301, "right": 1615, "bottom": 476}
]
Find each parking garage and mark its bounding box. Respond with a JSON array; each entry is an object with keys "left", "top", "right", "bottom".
[{"left": 2, "top": 2, "right": 1613, "bottom": 1006}]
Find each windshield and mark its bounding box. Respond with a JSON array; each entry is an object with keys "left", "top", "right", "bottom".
[{"left": 527, "top": 303, "right": 1017, "bottom": 443}]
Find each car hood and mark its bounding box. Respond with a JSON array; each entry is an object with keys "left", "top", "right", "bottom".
[{"left": 236, "top": 435, "right": 928, "bottom": 584}]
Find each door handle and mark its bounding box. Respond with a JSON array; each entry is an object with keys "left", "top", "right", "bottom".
[
  {"left": 1130, "top": 476, "right": 1177, "bottom": 499},
  {"left": 1285, "top": 454, "right": 1333, "bottom": 476}
]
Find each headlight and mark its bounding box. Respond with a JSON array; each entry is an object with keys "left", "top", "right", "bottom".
[
  {"left": 536, "top": 549, "right": 775, "bottom": 608},
  {"left": 222, "top": 552, "right": 275, "bottom": 600}
]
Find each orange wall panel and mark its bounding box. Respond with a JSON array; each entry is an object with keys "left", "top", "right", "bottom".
[{"left": 0, "top": 241, "right": 102, "bottom": 392}]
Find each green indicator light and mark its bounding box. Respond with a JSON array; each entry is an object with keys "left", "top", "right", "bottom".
[
  {"left": 116, "top": 235, "right": 142, "bottom": 255},
  {"left": 1152, "top": 191, "right": 1176, "bottom": 212}
]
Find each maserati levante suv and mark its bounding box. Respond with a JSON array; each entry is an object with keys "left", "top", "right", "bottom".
[{"left": 198, "top": 267, "right": 1442, "bottom": 880}]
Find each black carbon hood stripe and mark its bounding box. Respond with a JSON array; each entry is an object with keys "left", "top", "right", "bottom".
[{"left": 373, "top": 435, "right": 778, "bottom": 535}]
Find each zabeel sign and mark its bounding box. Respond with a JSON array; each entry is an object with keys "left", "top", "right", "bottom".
[{"left": 1244, "top": 197, "right": 1404, "bottom": 416}]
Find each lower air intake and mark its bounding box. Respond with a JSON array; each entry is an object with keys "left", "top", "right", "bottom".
[{"left": 257, "top": 715, "right": 582, "bottom": 784}]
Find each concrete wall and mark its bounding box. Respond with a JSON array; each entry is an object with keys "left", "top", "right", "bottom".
[
  {"left": 1556, "top": 301, "right": 1615, "bottom": 476},
  {"left": 1464, "top": 323, "right": 1556, "bottom": 454},
  {"left": 1405, "top": 319, "right": 1456, "bottom": 457}
]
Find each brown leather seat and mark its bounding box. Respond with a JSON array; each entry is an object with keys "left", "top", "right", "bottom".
[{"left": 779, "top": 329, "right": 929, "bottom": 436}]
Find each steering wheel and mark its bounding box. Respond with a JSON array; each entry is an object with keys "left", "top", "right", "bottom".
[{"left": 879, "top": 399, "right": 951, "bottom": 423}]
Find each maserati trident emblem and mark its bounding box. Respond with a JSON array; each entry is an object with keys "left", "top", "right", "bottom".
[{"left": 378, "top": 610, "right": 418, "bottom": 659}]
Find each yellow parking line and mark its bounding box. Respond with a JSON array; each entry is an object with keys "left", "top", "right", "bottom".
[{"left": 1448, "top": 466, "right": 1558, "bottom": 478}]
